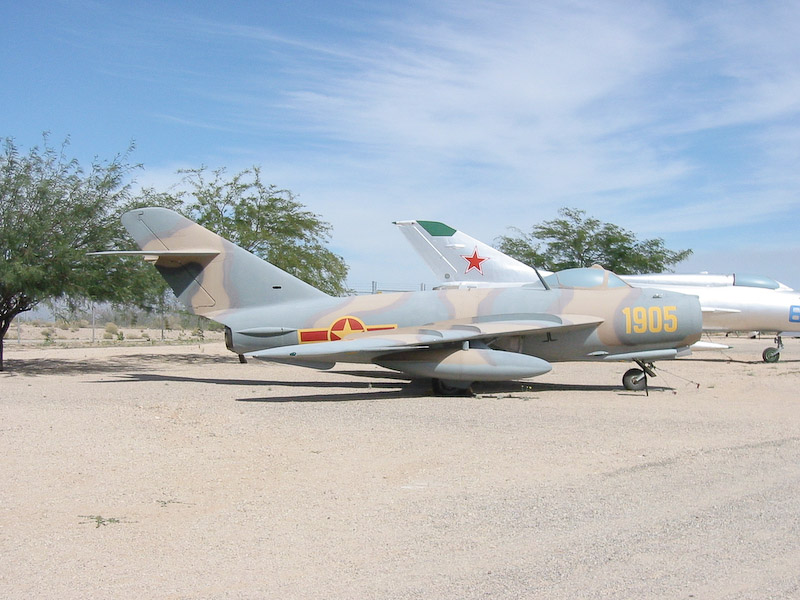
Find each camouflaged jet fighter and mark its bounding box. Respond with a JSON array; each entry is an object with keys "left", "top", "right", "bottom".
[
  {"left": 94, "top": 208, "right": 702, "bottom": 394},
  {"left": 395, "top": 219, "right": 800, "bottom": 363}
]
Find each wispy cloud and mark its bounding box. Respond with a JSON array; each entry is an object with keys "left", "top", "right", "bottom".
[
  {"left": 121, "top": 2, "right": 800, "bottom": 237},
  {"left": 10, "top": 1, "right": 799, "bottom": 284},
  {"left": 270, "top": 2, "right": 800, "bottom": 232}
]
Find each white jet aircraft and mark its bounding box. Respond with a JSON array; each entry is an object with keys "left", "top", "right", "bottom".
[{"left": 395, "top": 220, "right": 800, "bottom": 362}]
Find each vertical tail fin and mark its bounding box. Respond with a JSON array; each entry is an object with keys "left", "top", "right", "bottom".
[
  {"left": 394, "top": 220, "right": 543, "bottom": 283},
  {"left": 121, "top": 207, "right": 328, "bottom": 319}
]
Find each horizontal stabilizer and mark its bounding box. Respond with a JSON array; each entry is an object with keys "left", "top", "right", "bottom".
[
  {"left": 89, "top": 250, "right": 220, "bottom": 257},
  {"left": 236, "top": 327, "right": 298, "bottom": 338},
  {"left": 88, "top": 250, "right": 220, "bottom": 265}
]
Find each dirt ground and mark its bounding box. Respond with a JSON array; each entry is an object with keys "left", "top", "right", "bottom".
[{"left": 2, "top": 336, "right": 800, "bottom": 599}]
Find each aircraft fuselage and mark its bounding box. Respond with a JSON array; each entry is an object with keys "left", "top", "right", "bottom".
[{"left": 221, "top": 283, "right": 701, "bottom": 364}]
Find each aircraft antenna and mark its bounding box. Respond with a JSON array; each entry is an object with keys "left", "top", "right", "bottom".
[{"left": 533, "top": 265, "right": 551, "bottom": 290}]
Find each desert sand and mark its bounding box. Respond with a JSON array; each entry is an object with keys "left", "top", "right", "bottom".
[{"left": 2, "top": 336, "right": 800, "bottom": 599}]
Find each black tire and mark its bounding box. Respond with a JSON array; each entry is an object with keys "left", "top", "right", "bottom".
[
  {"left": 622, "top": 368, "right": 647, "bottom": 391},
  {"left": 763, "top": 347, "right": 781, "bottom": 363}
]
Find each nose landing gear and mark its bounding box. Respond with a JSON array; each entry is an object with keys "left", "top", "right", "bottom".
[
  {"left": 623, "top": 360, "right": 656, "bottom": 394},
  {"left": 762, "top": 335, "right": 783, "bottom": 363}
]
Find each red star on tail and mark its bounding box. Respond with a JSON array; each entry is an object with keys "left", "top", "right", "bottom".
[{"left": 462, "top": 247, "right": 489, "bottom": 274}]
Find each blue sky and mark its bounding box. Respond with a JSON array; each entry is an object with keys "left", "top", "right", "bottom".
[{"left": 3, "top": 0, "right": 800, "bottom": 289}]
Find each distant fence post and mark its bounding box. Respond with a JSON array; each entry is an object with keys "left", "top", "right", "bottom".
[{"left": 348, "top": 281, "right": 430, "bottom": 295}]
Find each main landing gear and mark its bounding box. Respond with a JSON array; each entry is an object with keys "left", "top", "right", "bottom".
[
  {"left": 762, "top": 335, "right": 783, "bottom": 363},
  {"left": 622, "top": 360, "right": 657, "bottom": 393},
  {"left": 431, "top": 378, "right": 474, "bottom": 396}
]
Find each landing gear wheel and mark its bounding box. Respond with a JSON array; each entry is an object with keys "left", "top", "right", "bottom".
[
  {"left": 622, "top": 368, "right": 647, "bottom": 391},
  {"left": 432, "top": 378, "right": 474, "bottom": 397},
  {"left": 763, "top": 347, "right": 781, "bottom": 363}
]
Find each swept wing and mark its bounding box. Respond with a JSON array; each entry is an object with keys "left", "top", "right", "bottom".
[
  {"left": 248, "top": 314, "right": 604, "bottom": 381},
  {"left": 249, "top": 314, "right": 603, "bottom": 360}
]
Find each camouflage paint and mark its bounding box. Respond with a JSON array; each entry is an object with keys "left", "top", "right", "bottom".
[{"left": 115, "top": 208, "right": 702, "bottom": 382}]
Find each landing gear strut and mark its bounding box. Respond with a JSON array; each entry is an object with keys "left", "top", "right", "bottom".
[
  {"left": 622, "top": 360, "right": 657, "bottom": 394},
  {"left": 762, "top": 335, "right": 783, "bottom": 363}
]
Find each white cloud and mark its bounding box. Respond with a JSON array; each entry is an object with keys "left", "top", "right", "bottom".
[{"left": 129, "top": 1, "right": 800, "bottom": 286}]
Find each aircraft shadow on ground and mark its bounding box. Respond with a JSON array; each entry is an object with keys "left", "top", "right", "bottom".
[
  {"left": 237, "top": 387, "right": 428, "bottom": 403},
  {"left": 94, "top": 371, "right": 643, "bottom": 402},
  {"left": 234, "top": 381, "right": 646, "bottom": 402},
  {"left": 336, "top": 370, "right": 640, "bottom": 394},
  {"left": 243, "top": 380, "right": 653, "bottom": 401},
  {"left": 517, "top": 381, "right": 667, "bottom": 394},
  {"left": 4, "top": 354, "right": 654, "bottom": 400},
  {"left": 113, "top": 371, "right": 432, "bottom": 402}
]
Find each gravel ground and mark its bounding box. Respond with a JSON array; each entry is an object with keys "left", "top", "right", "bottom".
[{"left": 2, "top": 338, "right": 800, "bottom": 599}]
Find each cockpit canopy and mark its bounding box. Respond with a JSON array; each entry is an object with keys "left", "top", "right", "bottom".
[
  {"left": 732, "top": 274, "right": 781, "bottom": 290},
  {"left": 543, "top": 266, "right": 629, "bottom": 290}
]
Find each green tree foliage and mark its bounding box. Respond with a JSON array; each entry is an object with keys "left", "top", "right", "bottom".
[
  {"left": 131, "top": 166, "right": 350, "bottom": 296},
  {"left": 2, "top": 138, "right": 349, "bottom": 370},
  {"left": 496, "top": 207, "right": 692, "bottom": 274},
  {"left": 0, "top": 135, "right": 163, "bottom": 370}
]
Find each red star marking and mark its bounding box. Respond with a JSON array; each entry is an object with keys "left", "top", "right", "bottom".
[{"left": 462, "top": 247, "right": 489, "bottom": 274}]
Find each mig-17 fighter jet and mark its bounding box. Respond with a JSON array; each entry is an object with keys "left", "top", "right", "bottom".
[{"left": 93, "top": 208, "right": 702, "bottom": 394}]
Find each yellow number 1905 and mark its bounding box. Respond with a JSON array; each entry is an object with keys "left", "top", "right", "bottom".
[{"left": 622, "top": 306, "right": 678, "bottom": 334}]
